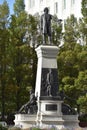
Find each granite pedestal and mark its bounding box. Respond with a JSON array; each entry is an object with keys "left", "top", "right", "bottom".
[
  {"left": 35, "top": 45, "right": 79, "bottom": 129},
  {"left": 14, "top": 45, "right": 79, "bottom": 130}
]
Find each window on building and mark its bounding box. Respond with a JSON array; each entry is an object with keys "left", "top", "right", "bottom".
[
  {"left": 71, "top": 0, "right": 75, "bottom": 6},
  {"left": 54, "top": 2, "right": 58, "bottom": 13},
  {"left": 40, "top": 0, "right": 43, "bottom": 3},
  {"left": 63, "top": 0, "right": 66, "bottom": 9},
  {"left": 48, "top": 7, "right": 50, "bottom": 13},
  {"left": 29, "top": 0, "right": 35, "bottom": 8}
]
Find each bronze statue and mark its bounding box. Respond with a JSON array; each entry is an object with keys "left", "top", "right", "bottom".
[
  {"left": 40, "top": 7, "right": 62, "bottom": 45},
  {"left": 18, "top": 90, "right": 37, "bottom": 114},
  {"left": 40, "top": 7, "right": 52, "bottom": 45},
  {"left": 46, "top": 69, "right": 53, "bottom": 96}
]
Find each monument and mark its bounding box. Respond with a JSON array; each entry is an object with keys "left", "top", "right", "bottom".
[{"left": 14, "top": 7, "right": 80, "bottom": 130}]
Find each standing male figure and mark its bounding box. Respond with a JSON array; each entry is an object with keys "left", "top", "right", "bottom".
[
  {"left": 46, "top": 69, "right": 53, "bottom": 96},
  {"left": 40, "top": 7, "right": 52, "bottom": 45}
]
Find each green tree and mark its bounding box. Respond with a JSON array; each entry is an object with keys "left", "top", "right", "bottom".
[
  {"left": 13, "top": 0, "right": 25, "bottom": 16},
  {"left": 73, "top": 0, "right": 87, "bottom": 113},
  {"left": 51, "top": 15, "right": 62, "bottom": 46},
  {"left": 8, "top": 9, "right": 39, "bottom": 111},
  {"left": 75, "top": 70, "right": 87, "bottom": 113},
  {"left": 0, "top": 0, "right": 10, "bottom": 119},
  {"left": 81, "top": 0, "right": 87, "bottom": 19},
  {"left": 78, "top": 0, "right": 87, "bottom": 45},
  {"left": 58, "top": 13, "right": 87, "bottom": 113},
  {"left": 5, "top": 0, "right": 35, "bottom": 112},
  {"left": 8, "top": 12, "right": 31, "bottom": 111},
  {"left": 57, "top": 15, "right": 82, "bottom": 108}
]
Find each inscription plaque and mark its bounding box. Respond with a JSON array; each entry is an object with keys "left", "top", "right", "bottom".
[{"left": 46, "top": 104, "right": 57, "bottom": 111}]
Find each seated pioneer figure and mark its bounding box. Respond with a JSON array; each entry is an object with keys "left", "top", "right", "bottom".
[{"left": 18, "top": 90, "right": 37, "bottom": 114}]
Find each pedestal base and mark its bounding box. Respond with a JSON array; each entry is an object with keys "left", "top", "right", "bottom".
[
  {"left": 14, "top": 45, "right": 80, "bottom": 129},
  {"left": 63, "top": 115, "right": 79, "bottom": 128},
  {"left": 36, "top": 99, "right": 64, "bottom": 128},
  {"left": 36, "top": 99, "right": 79, "bottom": 129},
  {"left": 36, "top": 114, "right": 79, "bottom": 129},
  {"left": 14, "top": 103, "right": 79, "bottom": 129},
  {"left": 14, "top": 114, "right": 36, "bottom": 129}
]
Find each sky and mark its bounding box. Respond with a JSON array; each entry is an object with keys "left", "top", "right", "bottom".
[{"left": 0, "top": 0, "right": 15, "bottom": 14}]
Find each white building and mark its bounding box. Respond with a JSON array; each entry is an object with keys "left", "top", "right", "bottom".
[{"left": 24, "top": 0, "right": 82, "bottom": 20}]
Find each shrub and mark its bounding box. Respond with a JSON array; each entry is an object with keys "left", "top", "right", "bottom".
[
  {"left": 0, "top": 124, "right": 8, "bottom": 130},
  {"left": 31, "top": 127, "right": 41, "bottom": 130},
  {"left": 78, "top": 114, "right": 87, "bottom": 122},
  {"left": 22, "top": 128, "right": 32, "bottom": 130},
  {"left": 8, "top": 126, "right": 21, "bottom": 130}
]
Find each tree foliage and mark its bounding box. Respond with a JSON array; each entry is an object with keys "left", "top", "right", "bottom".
[
  {"left": 75, "top": 70, "right": 87, "bottom": 113},
  {"left": 13, "top": 0, "right": 25, "bottom": 16},
  {"left": 81, "top": 0, "right": 87, "bottom": 18},
  {"left": 79, "top": 0, "right": 87, "bottom": 46},
  {"left": 8, "top": 12, "right": 38, "bottom": 111},
  {"left": 58, "top": 14, "right": 87, "bottom": 113},
  {"left": 0, "top": 0, "right": 10, "bottom": 120}
]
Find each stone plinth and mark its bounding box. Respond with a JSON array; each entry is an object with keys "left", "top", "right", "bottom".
[
  {"left": 63, "top": 115, "right": 79, "bottom": 127},
  {"left": 14, "top": 114, "right": 36, "bottom": 129},
  {"left": 35, "top": 45, "right": 59, "bottom": 99},
  {"left": 14, "top": 45, "right": 80, "bottom": 130},
  {"left": 35, "top": 45, "right": 79, "bottom": 129},
  {"left": 36, "top": 98, "right": 64, "bottom": 129}
]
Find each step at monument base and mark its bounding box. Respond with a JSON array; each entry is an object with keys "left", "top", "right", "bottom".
[
  {"left": 14, "top": 113, "right": 79, "bottom": 130},
  {"left": 14, "top": 114, "right": 37, "bottom": 129}
]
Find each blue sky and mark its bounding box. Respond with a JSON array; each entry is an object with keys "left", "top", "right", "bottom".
[{"left": 0, "top": 0, "right": 15, "bottom": 14}]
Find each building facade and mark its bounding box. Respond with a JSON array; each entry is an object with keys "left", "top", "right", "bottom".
[{"left": 24, "top": 0, "right": 82, "bottom": 20}]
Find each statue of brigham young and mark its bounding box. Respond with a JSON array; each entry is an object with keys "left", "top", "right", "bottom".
[
  {"left": 40, "top": 7, "right": 62, "bottom": 45},
  {"left": 40, "top": 7, "right": 52, "bottom": 45}
]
